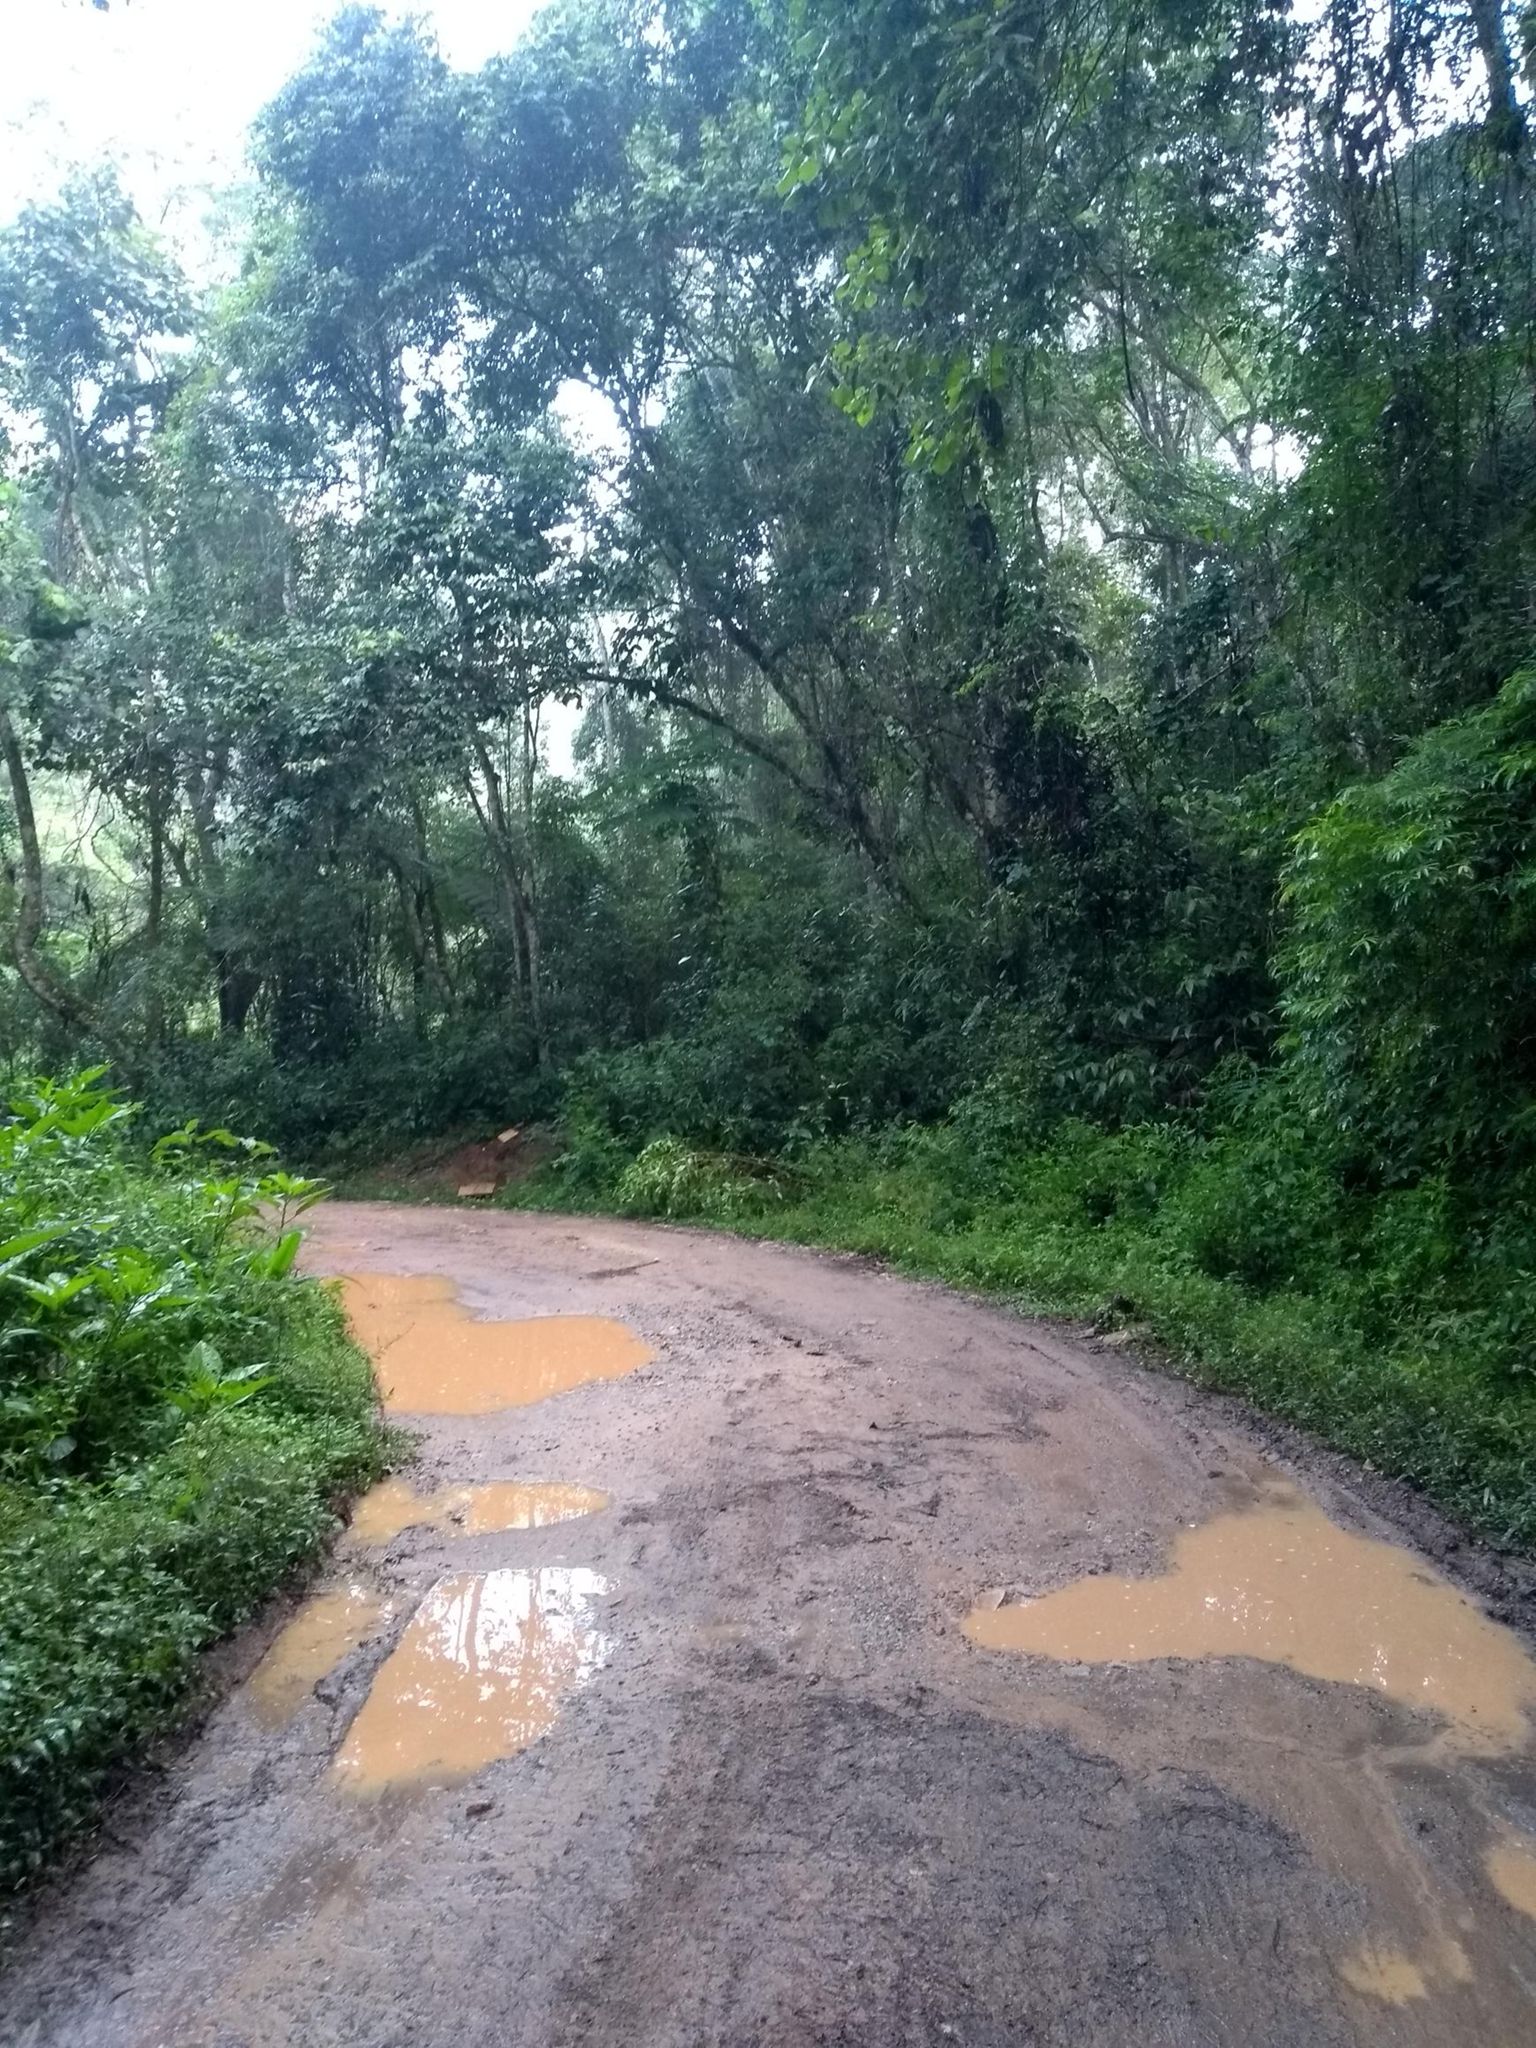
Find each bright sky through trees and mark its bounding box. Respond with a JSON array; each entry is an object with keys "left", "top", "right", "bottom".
[
  {"left": 2, "top": 1, "right": 543, "bottom": 232},
  {"left": 1, "top": 1, "right": 589, "bottom": 768}
]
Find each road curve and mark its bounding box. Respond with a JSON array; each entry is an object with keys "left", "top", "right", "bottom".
[{"left": 7, "top": 1202, "right": 1536, "bottom": 2046}]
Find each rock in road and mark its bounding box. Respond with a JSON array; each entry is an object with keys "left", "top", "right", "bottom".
[{"left": 7, "top": 1203, "right": 1536, "bottom": 2046}]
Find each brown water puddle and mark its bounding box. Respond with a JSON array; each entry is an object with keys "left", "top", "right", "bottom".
[
  {"left": 1337, "top": 1933, "right": 1472, "bottom": 2006},
  {"left": 348, "top": 1474, "right": 609, "bottom": 1547},
  {"left": 333, "top": 1567, "right": 612, "bottom": 1794},
  {"left": 338, "top": 1273, "right": 653, "bottom": 1414},
  {"left": 1486, "top": 1835, "right": 1536, "bottom": 1920},
  {"left": 246, "top": 1581, "right": 386, "bottom": 1727},
  {"left": 963, "top": 1484, "right": 1536, "bottom": 1751}
]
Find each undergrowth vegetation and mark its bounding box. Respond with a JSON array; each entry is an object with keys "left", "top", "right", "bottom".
[
  {"left": 517, "top": 1057, "right": 1536, "bottom": 1552},
  {"left": 0, "top": 1073, "right": 384, "bottom": 1895}
]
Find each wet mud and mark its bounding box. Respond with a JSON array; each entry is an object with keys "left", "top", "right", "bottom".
[
  {"left": 334, "top": 1567, "right": 612, "bottom": 1793},
  {"left": 1486, "top": 1834, "right": 1536, "bottom": 1920},
  {"left": 963, "top": 1479, "right": 1536, "bottom": 1751},
  {"left": 243, "top": 1581, "right": 386, "bottom": 1728},
  {"left": 8, "top": 1204, "right": 1536, "bottom": 2047},
  {"left": 1337, "top": 1934, "right": 1472, "bottom": 2006},
  {"left": 337, "top": 1271, "right": 652, "bottom": 1413},
  {"left": 347, "top": 1475, "right": 608, "bottom": 1546}
]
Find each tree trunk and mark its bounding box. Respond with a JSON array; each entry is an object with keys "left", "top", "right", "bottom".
[
  {"left": 412, "top": 801, "right": 456, "bottom": 998},
  {"left": 464, "top": 738, "right": 546, "bottom": 1065},
  {"left": 145, "top": 760, "right": 165, "bottom": 1049},
  {"left": 384, "top": 849, "right": 453, "bottom": 1017},
  {"left": 0, "top": 706, "right": 110, "bottom": 1046},
  {"left": 186, "top": 767, "right": 262, "bottom": 1034},
  {"left": 1468, "top": 0, "right": 1524, "bottom": 143},
  {"left": 212, "top": 956, "right": 260, "bottom": 1035}
]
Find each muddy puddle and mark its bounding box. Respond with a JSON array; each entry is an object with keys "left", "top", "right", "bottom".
[
  {"left": 348, "top": 1474, "right": 609, "bottom": 1546},
  {"left": 246, "top": 1581, "right": 386, "bottom": 1726},
  {"left": 338, "top": 1272, "right": 653, "bottom": 1414},
  {"left": 1486, "top": 1835, "right": 1536, "bottom": 1920},
  {"left": 333, "top": 1567, "right": 612, "bottom": 1793},
  {"left": 964, "top": 1483, "right": 1536, "bottom": 1750},
  {"left": 1338, "top": 1934, "right": 1472, "bottom": 2006}
]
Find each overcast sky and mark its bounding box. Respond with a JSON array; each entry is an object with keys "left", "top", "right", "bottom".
[{"left": 2, "top": 0, "right": 546, "bottom": 235}]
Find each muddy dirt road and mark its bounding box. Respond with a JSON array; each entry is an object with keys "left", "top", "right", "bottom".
[{"left": 9, "top": 1203, "right": 1536, "bottom": 2046}]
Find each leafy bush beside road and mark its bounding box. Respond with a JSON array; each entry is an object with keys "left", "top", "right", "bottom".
[{"left": 0, "top": 1073, "right": 384, "bottom": 1894}]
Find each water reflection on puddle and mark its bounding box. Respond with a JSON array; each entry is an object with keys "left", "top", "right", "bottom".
[
  {"left": 338, "top": 1273, "right": 653, "bottom": 1414},
  {"left": 348, "top": 1475, "right": 609, "bottom": 1546},
  {"left": 246, "top": 1581, "right": 385, "bottom": 1726},
  {"left": 963, "top": 1485, "right": 1536, "bottom": 1750},
  {"left": 333, "top": 1568, "right": 612, "bottom": 1793}
]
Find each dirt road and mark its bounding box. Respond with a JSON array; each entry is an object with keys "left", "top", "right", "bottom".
[{"left": 9, "top": 1202, "right": 1536, "bottom": 2046}]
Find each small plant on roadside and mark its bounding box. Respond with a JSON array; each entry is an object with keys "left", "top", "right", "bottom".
[{"left": 616, "top": 1137, "right": 780, "bottom": 1220}]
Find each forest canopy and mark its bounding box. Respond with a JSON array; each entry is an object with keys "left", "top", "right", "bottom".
[{"left": 2, "top": 0, "right": 1535, "bottom": 1531}]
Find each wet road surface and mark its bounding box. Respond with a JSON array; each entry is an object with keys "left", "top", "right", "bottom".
[{"left": 8, "top": 1202, "right": 1536, "bottom": 2046}]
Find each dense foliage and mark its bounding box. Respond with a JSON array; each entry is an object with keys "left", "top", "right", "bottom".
[
  {"left": 0, "top": 1074, "right": 383, "bottom": 1892},
  {"left": 1, "top": 3, "right": 1534, "bottom": 1536}
]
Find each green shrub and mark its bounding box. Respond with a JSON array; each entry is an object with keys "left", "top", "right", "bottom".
[
  {"left": 0, "top": 1072, "right": 385, "bottom": 1892},
  {"left": 1283, "top": 665, "right": 1536, "bottom": 1173},
  {"left": 141, "top": 1017, "right": 557, "bottom": 1166},
  {"left": 615, "top": 1137, "right": 781, "bottom": 1220}
]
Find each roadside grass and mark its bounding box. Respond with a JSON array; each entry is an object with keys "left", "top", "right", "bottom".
[
  {"left": 0, "top": 1074, "right": 387, "bottom": 1897},
  {"left": 509, "top": 1100, "right": 1536, "bottom": 1552}
]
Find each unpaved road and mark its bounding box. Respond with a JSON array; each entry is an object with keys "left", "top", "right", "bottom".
[{"left": 8, "top": 1203, "right": 1536, "bottom": 2046}]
